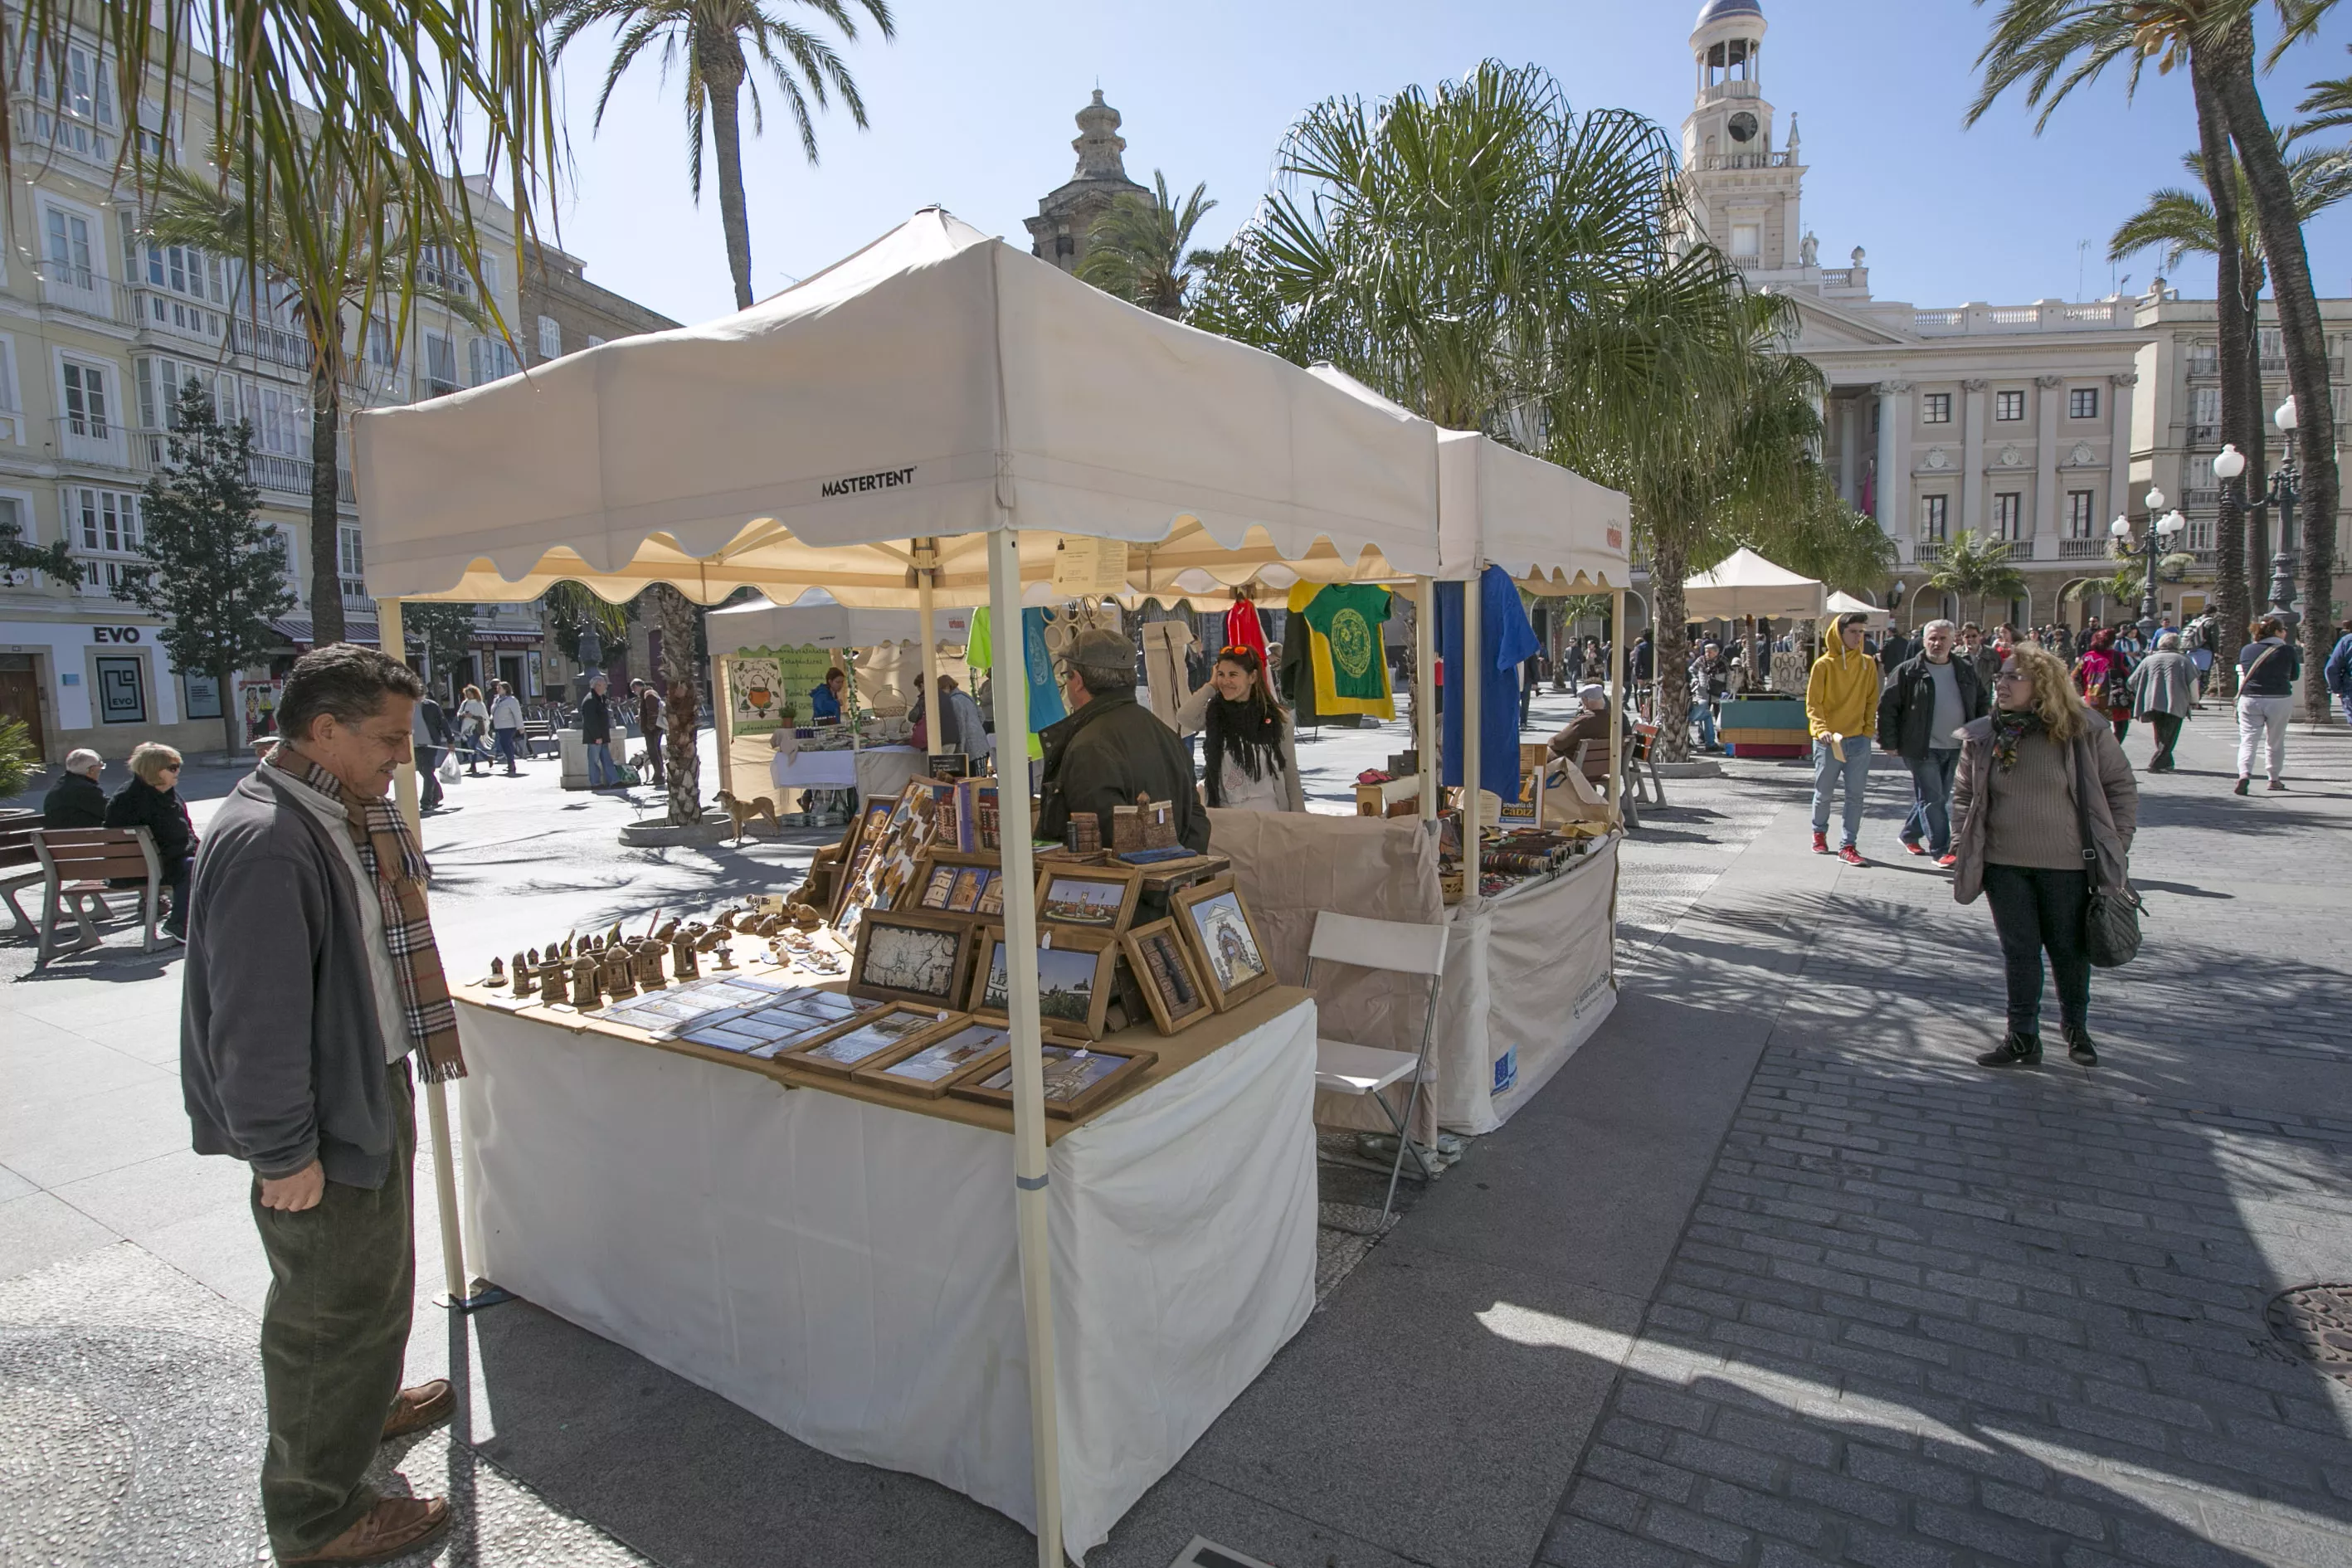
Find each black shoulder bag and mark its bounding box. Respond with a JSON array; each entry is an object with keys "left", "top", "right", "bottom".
[{"left": 2072, "top": 733, "right": 2145, "bottom": 967}]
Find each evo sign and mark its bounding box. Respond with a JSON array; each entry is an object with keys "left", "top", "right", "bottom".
[
  {"left": 819, "top": 465, "right": 916, "bottom": 499},
  {"left": 92, "top": 626, "right": 144, "bottom": 644}
]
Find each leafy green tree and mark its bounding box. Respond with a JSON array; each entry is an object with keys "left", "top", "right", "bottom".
[
  {"left": 550, "top": 0, "right": 895, "bottom": 311},
  {"left": 1927, "top": 530, "right": 2030, "bottom": 626},
  {"left": 142, "top": 140, "right": 484, "bottom": 645},
  {"left": 113, "top": 381, "right": 296, "bottom": 755},
  {"left": 402, "top": 602, "right": 480, "bottom": 698},
  {"left": 1971, "top": 0, "right": 2343, "bottom": 718},
  {"left": 0, "top": 507, "right": 75, "bottom": 587},
  {"left": 1078, "top": 173, "right": 1219, "bottom": 318}
]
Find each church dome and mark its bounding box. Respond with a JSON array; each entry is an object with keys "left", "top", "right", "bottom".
[{"left": 1696, "top": 0, "right": 1763, "bottom": 22}]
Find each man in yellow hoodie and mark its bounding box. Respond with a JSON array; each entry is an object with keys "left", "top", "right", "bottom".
[{"left": 1807, "top": 612, "right": 1882, "bottom": 864}]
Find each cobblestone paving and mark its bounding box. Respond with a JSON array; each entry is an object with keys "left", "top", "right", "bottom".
[{"left": 1546, "top": 718, "right": 2352, "bottom": 1568}]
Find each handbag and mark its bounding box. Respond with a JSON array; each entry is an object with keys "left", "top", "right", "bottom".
[{"left": 2071, "top": 734, "right": 2143, "bottom": 967}]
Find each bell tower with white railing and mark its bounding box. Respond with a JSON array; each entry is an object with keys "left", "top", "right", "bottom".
[{"left": 1678, "top": 0, "right": 1807, "bottom": 279}]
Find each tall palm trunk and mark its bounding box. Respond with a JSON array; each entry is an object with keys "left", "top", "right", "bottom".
[
  {"left": 1648, "top": 522, "right": 1693, "bottom": 763},
  {"left": 308, "top": 371, "right": 346, "bottom": 645},
  {"left": 650, "top": 583, "right": 702, "bottom": 825},
  {"left": 2210, "top": 17, "right": 2339, "bottom": 718},
  {"left": 701, "top": 42, "right": 756, "bottom": 311},
  {"left": 2194, "top": 59, "right": 2253, "bottom": 699}
]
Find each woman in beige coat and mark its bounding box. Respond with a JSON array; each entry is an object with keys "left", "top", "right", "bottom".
[{"left": 1950, "top": 641, "right": 2136, "bottom": 1069}]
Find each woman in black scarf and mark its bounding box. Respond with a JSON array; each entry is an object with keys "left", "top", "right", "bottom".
[{"left": 1178, "top": 645, "right": 1304, "bottom": 811}]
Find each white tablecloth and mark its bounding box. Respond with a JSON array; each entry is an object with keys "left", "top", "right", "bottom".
[
  {"left": 455, "top": 998, "right": 1319, "bottom": 1556},
  {"left": 767, "top": 743, "right": 928, "bottom": 801}
]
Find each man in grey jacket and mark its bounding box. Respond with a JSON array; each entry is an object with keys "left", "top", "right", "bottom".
[{"left": 183, "top": 644, "right": 463, "bottom": 1566}]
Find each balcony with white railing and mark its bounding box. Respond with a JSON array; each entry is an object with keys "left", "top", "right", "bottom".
[
  {"left": 1999, "top": 537, "right": 2037, "bottom": 560},
  {"left": 12, "top": 103, "right": 116, "bottom": 172},
  {"left": 127, "top": 284, "right": 230, "bottom": 344},
  {"left": 1913, "top": 541, "right": 1944, "bottom": 564},
  {"left": 1911, "top": 299, "right": 2133, "bottom": 337},
  {"left": 230, "top": 317, "right": 314, "bottom": 373},
  {"left": 35, "top": 263, "right": 133, "bottom": 326},
  {"left": 51, "top": 414, "right": 126, "bottom": 469},
  {"left": 2057, "top": 537, "right": 2109, "bottom": 561},
  {"left": 129, "top": 426, "right": 357, "bottom": 504},
  {"left": 1694, "top": 150, "right": 1797, "bottom": 172}
]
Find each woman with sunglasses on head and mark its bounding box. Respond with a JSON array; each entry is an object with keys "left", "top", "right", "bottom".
[
  {"left": 1950, "top": 642, "right": 2136, "bottom": 1069},
  {"left": 1177, "top": 645, "right": 1305, "bottom": 813}
]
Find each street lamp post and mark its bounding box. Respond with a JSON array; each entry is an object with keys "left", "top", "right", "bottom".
[
  {"left": 2262, "top": 396, "right": 2303, "bottom": 635},
  {"left": 2110, "top": 485, "right": 2185, "bottom": 642}
]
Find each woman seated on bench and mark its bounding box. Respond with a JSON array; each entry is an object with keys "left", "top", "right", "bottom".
[{"left": 105, "top": 742, "right": 196, "bottom": 942}]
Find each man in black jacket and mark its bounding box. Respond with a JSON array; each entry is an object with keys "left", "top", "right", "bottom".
[
  {"left": 1877, "top": 619, "right": 1986, "bottom": 864},
  {"left": 578, "top": 673, "right": 617, "bottom": 788},
  {"left": 41, "top": 749, "right": 108, "bottom": 827},
  {"left": 1038, "top": 628, "right": 1208, "bottom": 853}
]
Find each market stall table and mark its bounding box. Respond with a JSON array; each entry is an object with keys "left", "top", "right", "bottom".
[
  {"left": 451, "top": 976, "right": 1318, "bottom": 1554},
  {"left": 767, "top": 741, "right": 930, "bottom": 804}
]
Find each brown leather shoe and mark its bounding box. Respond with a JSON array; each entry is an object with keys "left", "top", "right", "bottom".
[
  {"left": 280, "top": 1497, "right": 451, "bottom": 1565},
  {"left": 381, "top": 1378, "right": 455, "bottom": 1442}
]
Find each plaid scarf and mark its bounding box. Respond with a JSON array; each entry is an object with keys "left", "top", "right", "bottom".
[
  {"left": 268, "top": 747, "right": 467, "bottom": 1084},
  {"left": 1989, "top": 709, "right": 2043, "bottom": 774}
]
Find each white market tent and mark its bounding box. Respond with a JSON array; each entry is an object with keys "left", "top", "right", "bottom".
[
  {"left": 706, "top": 588, "right": 975, "bottom": 655},
  {"left": 1680, "top": 547, "right": 1829, "bottom": 621},
  {"left": 353, "top": 207, "right": 1452, "bottom": 1565},
  {"left": 1823, "top": 590, "right": 1891, "bottom": 624}
]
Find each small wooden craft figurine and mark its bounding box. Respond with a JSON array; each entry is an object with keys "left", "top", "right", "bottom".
[
  {"left": 538, "top": 959, "right": 569, "bottom": 1006},
  {"left": 671, "top": 932, "right": 700, "bottom": 979},
  {"left": 713, "top": 942, "right": 737, "bottom": 971},
  {"left": 511, "top": 954, "right": 533, "bottom": 998},
  {"left": 601, "top": 949, "right": 637, "bottom": 1001},
  {"left": 633, "top": 941, "right": 667, "bottom": 991},
  {"left": 558, "top": 933, "right": 574, "bottom": 958},
  {"left": 571, "top": 957, "right": 602, "bottom": 1008},
  {"left": 652, "top": 918, "right": 679, "bottom": 943},
  {"left": 1110, "top": 803, "right": 1143, "bottom": 853},
  {"left": 525, "top": 947, "right": 539, "bottom": 967},
  {"left": 486, "top": 957, "right": 507, "bottom": 989},
  {"left": 1142, "top": 796, "right": 1176, "bottom": 850}
]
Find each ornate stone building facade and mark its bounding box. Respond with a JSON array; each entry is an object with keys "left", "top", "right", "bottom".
[
  {"left": 1673, "top": 0, "right": 2350, "bottom": 628},
  {"left": 1024, "top": 90, "right": 1152, "bottom": 275}
]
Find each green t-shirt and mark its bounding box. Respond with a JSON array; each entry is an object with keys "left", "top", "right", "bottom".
[{"left": 1300, "top": 585, "right": 1392, "bottom": 701}]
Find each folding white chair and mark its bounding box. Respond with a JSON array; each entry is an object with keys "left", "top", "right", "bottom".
[{"left": 1304, "top": 909, "right": 1449, "bottom": 1231}]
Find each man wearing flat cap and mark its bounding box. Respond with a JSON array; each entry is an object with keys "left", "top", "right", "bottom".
[{"left": 1038, "top": 627, "right": 1209, "bottom": 854}]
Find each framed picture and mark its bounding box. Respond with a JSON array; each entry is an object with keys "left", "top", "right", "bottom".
[
  {"left": 850, "top": 908, "right": 978, "bottom": 1010},
  {"left": 1170, "top": 875, "right": 1275, "bottom": 1012},
  {"left": 947, "top": 866, "right": 991, "bottom": 913},
  {"left": 970, "top": 926, "right": 1118, "bottom": 1040},
  {"left": 947, "top": 1038, "right": 1159, "bottom": 1120},
  {"left": 853, "top": 1016, "right": 1014, "bottom": 1098},
  {"left": 1035, "top": 864, "right": 1142, "bottom": 934},
  {"left": 915, "top": 862, "right": 960, "bottom": 911},
  {"left": 777, "top": 1003, "right": 957, "bottom": 1076},
  {"left": 1119, "top": 918, "right": 1214, "bottom": 1035},
  {"left": 828, "top": 798, "right": 899, "bottom": 922},
  {"left": 976, "top": 874, "right": 1006, "bottom": 917}
]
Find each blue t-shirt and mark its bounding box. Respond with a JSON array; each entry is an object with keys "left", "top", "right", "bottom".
[{"left": 1435, "top": 566, "right": 1540, "bottom": 791}]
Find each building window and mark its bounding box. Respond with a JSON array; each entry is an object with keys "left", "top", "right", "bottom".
[
  {"left": 1921, "top": 494, "right": 1949, "bottom": 542},
  {"left": 425, "top": 334, "right": 457, "bottom": 397},
  {"left": 95, "top": 655, "right": 147, "bottom": 723},
  {"left": 339, "top": 525, "right": 364, "bottom": 578},
  {"left": 468, "top": 336, "right": 519, "bottom": 387},
  {"left": 368, "top": 318, "right": 396, "bottom": 369},
  {"left": 62, "top": 361, "right": 112, "bottom": 438},
  {"left": 1993, "top": 492, "right": 2023, "bottom": 540},
  {"left": 1729, "top": 222, "right": 1760, "bottom": 260},
  {"left": 1921, "top": 393, "right": 1951, "bottom": 425},
  {"left": 2068, "top": 387, "right": 2099, "bottom": 420},
  {"left": 537, "top": 315, "right": 562, "bottom": 360},
  {"left": 73, "top": 486, "right": 141, "bottom": 553},
  {"left": 586, "top": 334, "right": 607, "bottom": 350},
  {"left": 2192, "top": 386, "right": 2220, "bottom": 427},
  {"left": 2067, "top": 490, "right": 2096, "bottom": 538},
  {"left": 135, "top": 356, "right": 213, "bottom": 431},
  {"left": 1994, "top": 390, "right": 2025, "bottom": 421},
  {"left": 44, "top": 207, "right": 95, "bottom": 290},
  {"left": 31, "top": 43, "right": 115, "bottom": 158}
]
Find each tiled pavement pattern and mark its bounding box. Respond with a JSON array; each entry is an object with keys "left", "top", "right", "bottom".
[{"left": 1546, "top": 717, "right": 2352, "bottom": 1568}]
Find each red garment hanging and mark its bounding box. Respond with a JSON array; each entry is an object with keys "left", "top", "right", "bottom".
[{"left": 1223, "top": 598, "right": 1268, "bottom": 665}]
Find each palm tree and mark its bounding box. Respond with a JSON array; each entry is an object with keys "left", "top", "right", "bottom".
[
  {"left": 7, "top": 0, "right": 553, "bottom": 352},
  {"left": 1076, "top": 173, "right": 1219, "bottom": 318},
  {"left": 1970, "top": 0, "right": 2344, "bottom": 720},
  {"left": 551, "top": 0, "right": 895, "bottom": 311},
  {"left": 142, "top": 142, "right": 484, "bottom": 645},
  {"left": 1927, "top": 530, "right": 2030, "bottom": 626},
  {"left": 2110, "top": 129, "right": 2352, "bottom": 682}
]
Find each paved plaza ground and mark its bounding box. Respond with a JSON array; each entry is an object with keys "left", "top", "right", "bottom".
[{"left": 3, "top": 691, "right": 2350, "bottom": 1567}]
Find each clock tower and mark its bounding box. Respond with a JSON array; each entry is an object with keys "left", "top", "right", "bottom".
[{"left": 1678, "top": 0, "right": 1808, "bottom": 279}]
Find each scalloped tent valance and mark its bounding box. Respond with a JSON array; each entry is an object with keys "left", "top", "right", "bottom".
[{"left": 353, "top": 208, "right": 1450, "bottom": 603}]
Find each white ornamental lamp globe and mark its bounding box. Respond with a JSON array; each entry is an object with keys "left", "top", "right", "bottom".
[
  {"left": 2276, "top": 395, "right": 2299, "bottom": 432},
  {"left": 2212, "top": 443, "right": 2247, "bottom": 480},
  {"left": 2145, "top": 485, "right": 2167, "bottom": 512},
  {"left": 2159, "top": 509, "right": 2186, "bottom": 538},
  {"left": 2109, "top": 514, "right": 2133, "bottom": 540}
]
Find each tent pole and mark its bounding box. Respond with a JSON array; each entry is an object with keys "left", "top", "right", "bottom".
[
  {"left": 713, "top": 655, "right": 738, "bottom": 804},
  {"left": 918, "top": 553, "right": 944, "bottom": 759},
  {"left": 1609, "top": 589, "right": 1626, "bottom": 830},
  {"left": 1415, "top": 576, "right": 1437, "bottom": 821},
  {"left": 379, "top": 596, "right": 469, "bottom": 1309},
  {"left": 1463, "top": 565, "right": 1482, "bottom": 899},
  {"left": 987, "top": 527, "right": 1063, "bottom": 1568}
]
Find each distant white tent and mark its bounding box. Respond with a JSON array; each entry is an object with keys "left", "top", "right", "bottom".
[
  {"left": 1823, "top": 591, "right": 1890, "bottom": 624},
  {"left": 1680, "top": 548, "right": 1828, "bottom": 621}
]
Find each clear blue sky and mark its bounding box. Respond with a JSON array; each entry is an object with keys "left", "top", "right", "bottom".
[{"left": 536, "top": 0, "right": 2352, "bottom": 329}]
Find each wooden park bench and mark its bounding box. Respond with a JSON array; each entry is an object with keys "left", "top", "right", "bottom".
[{"left": 29, "top": 826, "right": 163, "bottom": 967}]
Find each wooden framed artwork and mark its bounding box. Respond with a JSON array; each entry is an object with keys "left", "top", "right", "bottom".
[
  {"left": 947, "top": 1038, "right": 1160, "bottom": 1120},
  {"left": 852, "top": 1015, "right": 1015, "bottom": 1098},
  {"left": 777, "top": 1003, "right": 958, "bottom": 1076},
  {"left": 828, "top": 796, "right": 900, "bottom": 922},
  {"left": 1169, "top": 874, "right": 1276, "bottom": 1012},
  {"left": 1035, "top": 863, "right": 1142, "bottom": 935},
  {"left": 1119, "top": 918, "right": 1214, "bottom": 1035},
  {"left": 969, "top": 925, "right": 1119, "bottom": 1040},
  {"left": 849, "top": 908, "right": 979, "bottom": 1010}
]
